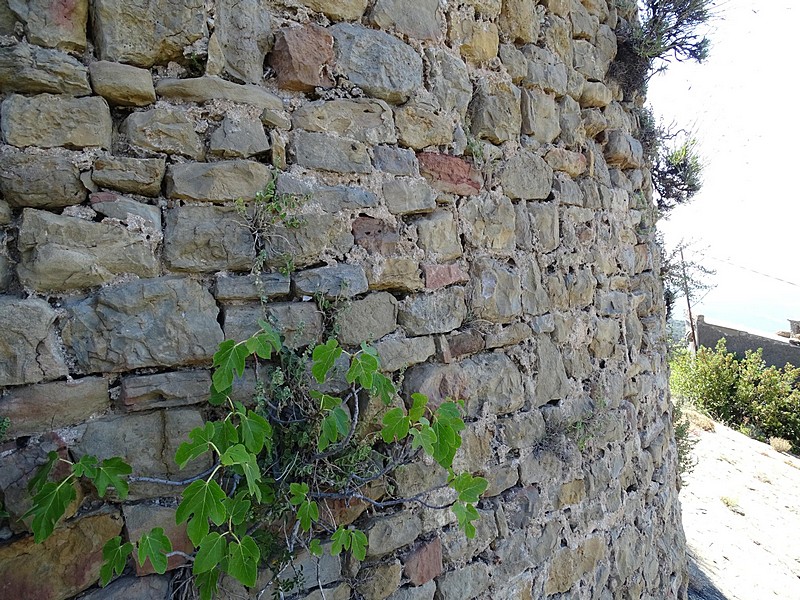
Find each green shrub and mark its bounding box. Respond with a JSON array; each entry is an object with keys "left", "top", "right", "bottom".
[
  {"left": 672, "top": 395, "right": 697, "bottom": 486},
  {"left": 670, "top": 339, "right": 800, "bottom": 452}
]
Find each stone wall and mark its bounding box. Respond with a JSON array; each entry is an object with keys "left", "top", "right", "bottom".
[
  {"left": 0, "top": 1, "right": 688, "bottom": 599},
  {"left": 696, "top": 315, "right": 800, "bottom": 370}
]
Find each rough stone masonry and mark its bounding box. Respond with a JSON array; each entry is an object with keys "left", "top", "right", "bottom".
[{"left": 0, "top": 1, "right": 688, "bottom": 599}]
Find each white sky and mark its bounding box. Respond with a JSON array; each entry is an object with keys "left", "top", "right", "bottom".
[{"left": 648, "top": 0, "right": 800, "bottom": 336}]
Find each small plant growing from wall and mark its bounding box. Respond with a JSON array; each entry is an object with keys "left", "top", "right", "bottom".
[{"left": 23, "top": 323, "right": 487, "bottom": 599}]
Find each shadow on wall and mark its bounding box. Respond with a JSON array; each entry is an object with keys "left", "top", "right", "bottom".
[{"left": 686, "top": 553, "right": 729, "bottom": 600}]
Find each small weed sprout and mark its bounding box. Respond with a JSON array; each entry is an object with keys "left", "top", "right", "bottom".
[{"left": 770, "top": 437, "right": 792, "bottom": 454}]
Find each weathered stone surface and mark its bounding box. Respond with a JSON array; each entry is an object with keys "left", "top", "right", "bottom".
[
  {"left": 403, "top": 538, "right": 442, "bottom": 586},
  {"left": 416, "top": 210, "right": 462, "bottom": 261},
  {"left": 123, "top": 107, "right": 204, "bottom": 159},
  {"left": 337, "top": 292, "right": 398, "bottom": 345},
  {"left": 0, "top": 199, "right": 10, "bottom": 225},
  {"left": 0, "top": 43, "right": 90, "bottom": 95},
  {"left": 301, "top": 584, "right": 351, "bottom": 600},
  {"left": 358, "top": 560, "right": 403, "bottom": 600},
  {"left": 422, "top": 263, "right": 469, "bottom": 290},
  {"left": 92, "top": 0, "right": 205, "bottom": 67},
  {"left": 374, "top": 335, "right": 435, "bottom": 372},
  {"left": 500, "top": 409, "right": 546, "bottom": 449},
  {"left": 214, "top": 273, "right": 290, "bottom": 301},
  {"left": 0, "top": 297, "right": 66, "bottom": 386},
  {"left": 605, "top": 130, "right": 643, "bottom": 168},
  {"left": 9, "top": 0, "right": 88, "bottom": 51},
  {"left": 121, "top": 370, "right": 211, "bottom": 411},
  {"left": 278, "top": 173, "right": 379, "bottom": 213},
  {"left": 88, "top": 60, "right": 154, "bottom": 106},
  {"left": 399, "top": 287, "right": 466, "bottom": 336},
  {"left": 91, "top": 191, "right": 162, "bottom": 228},
  {"left": 383, "top": 177, "right": 436, "bottom": 215},
  {"left": 76, "top": 574, "right": 170, "bottom": 600},
  {"left": 450, "top": 13, "right": 499, "bottom": 63},
  {"left": 370, "top": 0, "right": 442, "bottom": 40},
  {"left": 500, "top": 150, "right": 553, "bottom": 200},
  {"left": 0, "top": 151, "right": 86, "bottom": 208},
  {"left": 91, "top": 156, "right": 165, "bottom": 196},
  {"left": 211, "top": 0, "right": 271, "bottom": 84},
  {"left": 353, "top": 217, "right": 399, "bottom": 254},
  {"left": 166, "top": 160, "right": 272, "bottom": 203},
  {"left": 499, "top": 43, "right": 528, "bottom": 84},
  {"left": 260, "top": 214, "right": 353, "bottom": 269},
  {"left": 366, "top": 511, "right": 422, "bottom": 557},
  {"left": 545, "top": 537, "right": 606, "bottom": 594},
  {"left": 17, "top": 208, "right": 158, "bottom": 291},
  {"left": 123, "top": 504, "right": 192, "bottom": 574},
  {"left": 366, "top": 257, "right": 423, "bottom": 292},
  {"left": 209, "top": 116, "right": 270, "bottom": 159},
  {"left": 418, "top": 152, "right": 481, "bottom": 196},
  {"left": 388, "top": 581, "right": 435, "bottom": 600},
  {"left": 521, "top": 87, "right": 560, "bottom": 143},
  {"left": 468, "top": 80, "right": 521, "bottom": 144},
  {"left": 0, "top": 511, "right": 122, "bottom": 600},
  {"left": 299, "top": 0, "right": 367, "bottom": 21},
  {"left": 499, "top": 0, "right": 539, "bottom": 43},
  {"left": 155, "top": 76, "right": 283, "bottom": 111},
  {"left": 470, "top": 257, "right": 522, "bottom": 323},
  {"left": 292, "top": 130, "right": 372, "bottom": 174},
  {"left": 223, "top": 301, "right": 322, "bottom": 348},
  {"left": 62, "top": 277, "right": 223, "bottom": 373},
  {"left": 331, "top": 23, "right": 422, "bottom": 103},
  {"left": 373, "top": 145, "right": 416, "bottom": 175},
  {"left": 425, "top": 48, "right": 472, "bottom": 118},
  {"left": 293, "top": 264, "right": 368, "bottom": 299},
  {"left": 545, "top": 147, "right": 588, "bottom": 177},
  {"left": 269, "top": 23, "right": 334, "bottom": 91},
  {"left": 0, "top": 377, "right": 108, "bottom": 438},
  {"left": 1, "top": 94, "right": 111, "bottom": 149},
  {"left": 0, "top": 0, "right": 15, "bottom": 35},
  {"left": 528, "top": 201, "right": 560, "bottom": 253},
  {"left": 535, "top": 334, "right": 570, "bottom": 405},
  {"left": 164, "top": 205, "right": 255, "bottom": 272},
  {"left": 293, "top": 99, "right": 395, "bottom": 144},
  {"left": 461, "top": 193, "right": 516, "bottom": 253},
  {"left": 522, "top": 45, "right": 568, "bottom": 96},
  {"left": 580, "top": 80, "right": 613, "bottom": 108},
  {"left": 395, "top": 103, "right": 453, "bottom": 149},
  {"left": 434, "top": 561, "right": 490, "bottom": 600}
]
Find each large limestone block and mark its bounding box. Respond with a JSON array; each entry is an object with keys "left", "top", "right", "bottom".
[
  {"left": 8, "top": 0, "right": 88, "bottom": 51},
  {"left": 450, "top": 13, "right": 499, "bottom": 64},
  {"left": 331, "top": 23, "right": 423, "bottom": 104},
  {"left": 398, "top": 287, "right": 467, "bottom": 336},
  {"left": 209, "top": 115, "right": 270, "bottom": 159},
  {"left": 156, "top": 76, "right": 283, "bottom": 111},
  {"left": 0, "top": 151, "right": 86, "bottom": 208},
  {"left": 604, "top": 130, "right": 643, "bottom": 168},
  {"left": 461, "top": 193, "right": 516, "bottom": 254},
  {"left": 545, "top": 537, "right": 606, "bottom": 595},
  {"left": 383, "top": 177, "right": 436, "bottom": 215},
  {"left": 121, "top": 370, "right": 211, "bottom": 411},
  {"left": 0, "top": 297, "right": 67, "bottom": 386},
  {"left": 92, "top": 0, "right": 205, "bottom": 67},
  {"left": 166, "top": 160, "right": 272, "bottom": 203},
  {"left": 223, "top": 302, "right": 323, "bottom": 349},
  {"left": 499, "top": 0, "right": 539, "bottom": 43},
  {"left": 0, "top": 377, "right": 108, "bottom": 439},
  {"left": 394, "top": 103, "right": 453, "bottom": 149},
  {"left": 369, "top": 0, "right": 442, "bottom": 41},
  {"left": 164, "top": 205, "right": 255, "bottom": 272},
  {"left": 522, "top": 45, "right": 568, "bottom": 96},
  {"left": 534, "top": 335, "right": 570, "bottom": 405},
  {"left": 337, "top": 292, "right": 398, "bottom": 346},
  {"left": 500, "top": 150, "right": 553, "bottom": 200},
  {"left": 88, "top": 60, "right": 155, "bottom": 106},
  {"left": 122, "top": 107, "right": 204, "bottom": 159},
  {"left": 470, "top": 257, "right": 522, "bottom": 323},
  {"left": 521, "top": 88, "right": 560, "bottom": 143},
  {"left": 0, "top": 511, "right": 122, "bottom": 600},
  {"left": 299, "top": 0, "right": 367, "bottom": 21},
  {"left": 468, "top": 80, "right": 521, "bottom": 144},
  {"left": 528, "top": 201, "right": 560, "bottom": 253},
  {"left": 212, "top": 0, "right": 271, "bottom": 84},
  {"left": 1, "top": 94, "right": 111, "bottom": 149},
  {"left": 292, "top": 98, "right": 396, "bottom": 145},
  {"left": 259, "top": 213, "right": 353, "bottom": 269},
  {"left": 292, "top": 264, "right": 369, "bottom": 299},
  {"left": 291, "top": 130, "right": 372, "bottom": 174},
  {"left": 17, "top": 208, "right": 159, "bottom": 291},
  {"left": 416, "top": 209, "right": 462, "bottom": 261},
  {"left": 91, "top": 156, "right": 165, "bottom": 197},
  {"left": 62, "top": 277, "right": 223, "bottom": 373},
  {"left": 0, "top": 43, "right": 91, "bottom": 95},
  {"left": 425, "top": 48, "right": 472, "bottom": 118}
]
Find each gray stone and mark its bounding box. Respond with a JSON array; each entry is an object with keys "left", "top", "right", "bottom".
[
  {"left": 90, "top": 193, "right": 161, "bottom": 230},
  {"left": 580, "top": 81, "right": 613, "bottom": 108},
  {"left": 394, "top": 103, "right": 453, "bottom": 149},
  {"left": 398, "top": 287, "right": 466, "bottom": 336},
  {"left": 92, "top": 0, "right": 205, "bottom": 67},
  {"left": 258, "top": 214, "right": 353, "bottom": 269},
  {"left": 521, "top": 87, "right": 560, "bottom": 143},
  {"left": 122, "top": 107, "right": 204, "bottom": 159},
  {"left": 0, "top": 0, "right": 15, "bottom": 35},
  {"left": 370, "top": 0, "right": 442, "bottom": 40},
  {"left": 387, "top": 581, "right": 435, "bottom": 600},
  {"left": 91, "top": 156, "right": 165, "bottom": 197},
  {"left": 292, "top": 544, "right": 342, "bottom": 591},
  {"left": 470, "top": 257, "right": 522, "bottom": 324},
  {"left": 367, "top": 258, "right": 424, "bottom": 292},
  {"left": 468, "top": 80, "right": 521, "bottom": 144},
  {"left": 299, "top": 0, "right": 367, "bottom": 21},
  {"left": 500, "top": 150, "right": 554, "bottom": 201},
  {"left": 62, "top": 277, "right": 223, "bottom": 373},
  {"left": 605, "top": 130, "right": 644, "bottom": 168},
  {"left": 383, "top": 178, "right": 436, "bottom": 215},
  {"left": 262, "top": 302, "right": 323, "bottom": 349},
  {"left": 573, "top": 37, "right": 614, "bottom": 81},
  {"left": 213, "top": 0, "right": 271, "bottom": 84},
  {"left": 214, "top": 273, "right": 290, "bottom": 301},
  {"left": 461, "top": 193, "right": 516, "bottom": 254},
  {"left": 571, "top": 0, "right": 598, "bottom": 40},
  {"left": 416, "top": 209, "right": 462, "bottom": 261},
  {"left": 535, "top": 335, "right": 570, "bottom": 406},
  {"left": 521, "top": 258, "right": 550, "bottom": 315},
  {"left": 18, "top": 208, "right": 158, "bottom": 291},
  {"left": 166, "top": 160, "right": 272, "bottom": 203},
  {"left": 88, "top": 60, "right": 154, "bottom": 106},
  {"left": 301, "top": 584, "right": 351, "bottom": 600},
  {"left": 439, "top": 508, "right": 497, "bottom": 563},
  {"left": 261, "top": 107, "right": 291, "bottom": 130},
  {"left": 449, "top": 13, "right": 499, "bottom": 63},
  {"left": 357, "top": 560, "right": 402, "bottom": 600},
  {"left": 292, "top": 264, "right": 368, "bottom": 299},
  {"left": 1, "top": 94, "right": 111, "bottom": 149},
  {"left": 0, "top": 200, "right": 10, "bottom": 225},
  {"left": 499, "top": 43, "right": 528, "bottom": 83},
  {"left": 276, "top": 173, "right": 379, "bottom": 213},
  {"left": 484, "top": 322, "right": 533, "bottom": 348},
  {"left": 120, "top": 370, "right": 211, "bottom": 411},
  {"left": 373, "top": 336, "right": 435, "bottom": 372},
  {"left": 434, "top": 562, "right": 490, "bottom": 600},
  {"left": 8, "top": 0, "right": 88, "bottom": 51},
  {"left": 209, "top": 116, "right": 270, "bottom": 159},
  {"left": 425, "top": 48, "right": 472, "bottom": 118},
  {"left": 522, "top": 45, "right": 568, "bottom": 96},
  {"left": 291, "top": 130, "right": 372, "bottom": 174},
  {"left": 0, "top": 151, "right": 86, "bottom": 208},
  {"left": 292, "top": 98, "right": 396, "bottom": 145},
  {"left": 500, "top": 410, "right": 546, "bottom": 449},
  {"left": 77, "top": 574, "right": 170, "bottom": 600},
  {"left": 337, "top": 292, "right": 398, "bottom": 345},
  {"left": 0, "top": 297, "right": 67, "bottom": 386},
  {"left": 164, "top": 205, "right": 255, "bottom": 273},
  {"left": 366, "top": 512, "right": 422, "bottom": 557},
  {"left": 373, "top": 145, "right": 417, "bottom": 175},
  {"left": 331, "top": 23, "right": 422, "bottom": 104},
  {"left": 528, "top": 202, "right": 560, "bottom": 253},
  {"left": 0, "top": 377, "right": 108, "bottom": 439},
  {"left": 0, "top": 43, "right": 91, "bottom": 95},
  {"left": 155, "top": 76, "right": 283, "bottom": 111},
  {"left": 499, "top": 0, "right": 539, "bottom": 43}
]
